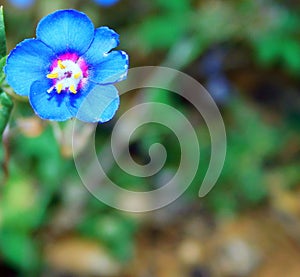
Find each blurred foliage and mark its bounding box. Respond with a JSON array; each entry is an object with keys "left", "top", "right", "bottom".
[
  {"left": 1, "top": 0, "right": 300, "bottom": 275},
  {"left": 0, "top": 6, "right": 6, "bottom": 57},
  {"left": 0, "top": 6, "right": 11, "bottom": 138},
  {"left": 0, "top": 90, "right": 13, "bottom": 137}
]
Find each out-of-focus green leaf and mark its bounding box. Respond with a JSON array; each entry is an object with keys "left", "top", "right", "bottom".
[
  {"left": 0, "top": 6, "right": 6, "bottom": 58},
  {"left": 1, "top": 174, "right": 45, "bottom": 231},
  {"left": 0, "top": 229, "right": 39, "bottom": 272},
  {"left": 13, "top": 127, "right": 71, "bottom": 191},
  {"left": 192, "top": 96, "right": 284, "bottom": 215},
  {"left": 154, "top": 0, "right": 191, "bottom": 13},
  {"left": 0, "top": 91, "right": 13, "bottom": 137},
  {"left": 138, "top": 14, "right": 187, "bottom": 50},
  {"left": 194, "top": 2, "right": 237, "bottom": 44},
  {"left": 78, "top": 214, "right": 137, "bottom": 262},
  {"left": 250, "top": 6, "right": 300, "bottom": 73},
  {"left": 207, "top": 190, "right": 238, "bottom": 217},
  {"left": 282, "top": 39, "right": 300, "bottom": 72},
  {"left": 0, "top": 55, "right": 7, "bottom": 84},
  {"left": 0, "top": 55, "right": 6, "bottom": 71},
  {"left": 254, "top": 34, "right": 300, "bottom": 72},
  {"left": 254, "top": 35, "right": 283, "bottom": 66}
]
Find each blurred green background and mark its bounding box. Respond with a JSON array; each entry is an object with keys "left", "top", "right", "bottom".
[{"left": 1, "top": 0, "right": 300, "bottom": 276}]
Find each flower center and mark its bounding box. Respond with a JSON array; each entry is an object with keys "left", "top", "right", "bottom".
[{"left": 46, "top": 59, "right": 83, "bottom": 94}]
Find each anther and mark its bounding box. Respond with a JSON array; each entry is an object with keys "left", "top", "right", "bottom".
[
  {"left": 74, "top": 72, "right": 81, "bottom": 79},
  {"left": 47, "top": 72, "right": 59, "bottom": 79},
  {"left": 56, "top": 83, "right": 63, "bottom": 94},
  {"left": 69, "top": 85, "right": 77, "bottom": 94},
  {"left": 58, "top": 60, "right": 66, "bottom": 70}
]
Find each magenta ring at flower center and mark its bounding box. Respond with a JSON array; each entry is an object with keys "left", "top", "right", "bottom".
[
  {"left": 50, "top": 53, "right": 89, "bottom": 77},
  {"left": 48, "top": 52, "right": 90, "bottom": 92}
]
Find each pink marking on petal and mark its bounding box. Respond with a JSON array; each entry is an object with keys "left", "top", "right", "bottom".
[
  {"left": 50, "top": 53, "right": 80, "bottom": 70},
  {"left": 50, "top": 60, "right": 58, "bottom": 71},
  {"left": 59, "top": 53, "right": 79, "bottom": 62},
  {"left": 77, "top": 57, "right": 89, "bottom": 78},
  {"left": 78, "top": 78, "right": 88, "bottom": 90}
]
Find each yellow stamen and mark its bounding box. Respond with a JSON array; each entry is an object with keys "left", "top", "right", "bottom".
[
  {"left": 47, "top": 72, "right": 59, "bottom": 79},
  {"left": 56, "top": 83, "right": 63, "bottom": 94},
  {"left": 69, "top": 85, "right": 77, "bottom": 94},
  {"left": 58, "top": 60, "right": 66, "bottom": 69},
  {"left": 74, "top": 72, "right": 81, "bottom": 79}
]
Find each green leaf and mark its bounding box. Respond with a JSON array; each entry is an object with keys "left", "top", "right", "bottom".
[
  {"left": 0, "top": 55, "right": 6, "bottom": 71},
  {"left": 0, "top": 91, "right": 13, "bottom": 137},
  {"left": 0, "top": 55, "right": 7, "bottom": 83},
  {"left": 154, "top": 0, "right": 191, "bottom": 13},
  {"left": 14, "top": 126, "right": 71, "bottom": 190},
  {"left": 78, "top": 214, "right": 137, "bottom": 262},
  {"left": 1, "top": 174, "right": 45, "bottom": 231},
  {"left": 282, "top": 39, "right": 300, "bottom": 72},
  {"left": 0, "top": 229, "right": 40, "bottom": 272},
  {"left": 138, "top": 14, "right": 187, "bottom": 50},
  {"left": 0, "top": 6, "right": 6, "bottom": 58}
]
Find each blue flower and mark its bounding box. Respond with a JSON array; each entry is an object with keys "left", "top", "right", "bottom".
[
  {"left": 93, "top": 0, "right": 120, "bottom": 6},
  {"left": 5, "top": 9, "right": 128, "bottom": 122},
  {"left": 9, "top": 0, "right": 35, "bottom": 9}
]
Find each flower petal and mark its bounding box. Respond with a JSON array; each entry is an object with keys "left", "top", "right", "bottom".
[
  {"left": 66, "top": 80, "right": 96, "bottom": 117},
  {"left": 89, "top": 50, "right": 129, "bottom": 85},
  {"left": 29, "top": 79, "right": 72, "bottom": 121},
  {"left": 99, "top": 97, "right": 120, "bottom": 122},
  {"left": 5, "top": 39, "right": 54, "bottom": 96},
  {"left": 82, "top": 27, "right": 120, "bottom": 64},
  {"left": 36, "top": 10, "right": 94, "bottom": 55},
  {"left": 75, "top": 84, "right": 119, "bottom": 123}
]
